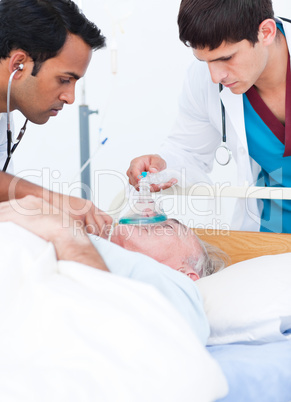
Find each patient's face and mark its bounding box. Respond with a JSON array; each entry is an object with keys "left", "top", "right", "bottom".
[{"left": 111, "top": 219, "right": 202, "bottom": 280}]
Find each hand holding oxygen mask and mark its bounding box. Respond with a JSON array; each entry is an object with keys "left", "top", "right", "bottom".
[
  {"left": 126, "top": 154, "right": 178, "bottom": 192},
  {"left": 119, "top": 171, "right": 168, "bottom": 225}
]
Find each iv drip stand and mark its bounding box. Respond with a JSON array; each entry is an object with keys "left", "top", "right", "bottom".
[
  {"left": 77, "top": 0, "right": 97, "bottom": 201},
  {"left": 79, "top": 105, "right": 98, "bottom": 200}
]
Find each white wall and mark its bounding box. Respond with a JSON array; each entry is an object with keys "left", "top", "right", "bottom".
[{"left": 12, "top": 0, "right": 291, "bottom": 227}]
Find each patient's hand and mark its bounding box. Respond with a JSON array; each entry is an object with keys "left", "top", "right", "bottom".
[{"left": 0, "top": 196, "right": 108, "bottom": 272}]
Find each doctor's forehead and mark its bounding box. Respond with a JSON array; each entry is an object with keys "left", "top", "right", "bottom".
[{"left": 192, "top": 41, "right": 239, "bottom": 62}]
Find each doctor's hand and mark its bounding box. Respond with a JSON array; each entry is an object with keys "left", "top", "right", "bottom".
[
  {"left": 0, "top": 196, "right": 108, "bottom": 271},
  {"left": 0, "top": 173, "right": 112, "bottom": 239},
  {"left": 127, "top": 154, "right": 177, "bottom": 192},
  {"left": 55, "top": 194, "right": 113, "bottom": 239}
]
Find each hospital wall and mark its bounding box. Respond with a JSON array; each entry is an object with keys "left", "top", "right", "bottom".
[{"left": 12, "top": 0, "right": 290, "bottom": 230}]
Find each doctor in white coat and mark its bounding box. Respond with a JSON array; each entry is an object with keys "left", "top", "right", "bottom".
[{"left": 127, "top": 0, "right": 291, "bottom": 232}]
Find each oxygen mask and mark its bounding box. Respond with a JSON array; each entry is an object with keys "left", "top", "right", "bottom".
[{"left": 119, "top": 172, "right": 167, "bottom": 225}]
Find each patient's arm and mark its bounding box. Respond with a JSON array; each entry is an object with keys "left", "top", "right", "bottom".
[
  {"left": 0, "top": 196, "right": 108, "bottom": 272},
  {"left": 0, "top": 171, "right": 113, "bottom": 239}
]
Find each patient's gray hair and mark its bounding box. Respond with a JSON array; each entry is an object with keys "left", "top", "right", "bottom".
[{"left": 186, "top": 235, "right": 229, "bottom": 278}]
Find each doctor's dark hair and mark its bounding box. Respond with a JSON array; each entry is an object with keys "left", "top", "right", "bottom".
[
  {"left": 178, "top": 0, "right": 275, "bottom": 50},
  {"left": 0, "top": 0, "right": 105, "bottom": 75}
]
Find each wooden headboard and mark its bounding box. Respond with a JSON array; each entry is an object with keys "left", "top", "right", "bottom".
[{"left": 193, "top": 229, "right": 291, "bottom": 265}]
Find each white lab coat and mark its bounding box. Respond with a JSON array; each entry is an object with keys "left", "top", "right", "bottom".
[{"left": 160, "top": 17, "right": 291, "bottom": 231}]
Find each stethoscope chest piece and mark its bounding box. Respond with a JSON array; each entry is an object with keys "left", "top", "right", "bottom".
[{"left": 215, "top": 144, "right": 232, "bottom": 166}]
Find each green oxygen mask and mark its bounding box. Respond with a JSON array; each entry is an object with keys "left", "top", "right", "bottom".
[{"left": 118, "top": 171, "right": 167, "bottom": 225}]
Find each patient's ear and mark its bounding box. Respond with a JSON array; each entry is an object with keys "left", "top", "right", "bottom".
[
  {"left": 186, "top": 272, "right": 200, "bottom": 282},
  {"left": 177, "top": 265, "right": 200, "bottom": 282}
]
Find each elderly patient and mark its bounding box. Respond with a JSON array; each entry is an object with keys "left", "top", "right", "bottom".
[
  {"left": 0, "top": 195, "right": 213, "bottom": 344},
  {"left": 0, "top": 196, "right": 226, "bottom": 280},
  {"left": 111, "top": 219, "right": 226, "bottom": 281}
]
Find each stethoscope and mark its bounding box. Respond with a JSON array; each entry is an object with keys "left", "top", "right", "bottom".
[
  {"left": 2, "top": 63, "right": 28, "bottom": 172},
  {"left": 215, "top": 83, "right": 232, "bottom": 166}
]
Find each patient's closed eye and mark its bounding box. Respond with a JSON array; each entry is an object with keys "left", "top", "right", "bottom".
[{"left": 161, "top": 222, "right": 174, "bottom": 229}]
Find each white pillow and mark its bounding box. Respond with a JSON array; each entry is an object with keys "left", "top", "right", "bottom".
[{"left": 196, "top": 253, "right": 291, "bottom": 345}]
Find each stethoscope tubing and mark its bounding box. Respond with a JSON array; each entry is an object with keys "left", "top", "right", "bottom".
[
  {"left": 216, "top": 83, "right": 232, "bottom": 165},
  {"left": 219, "top": 83, "right": 227, "bottom": 143},
  {"left": 3, "top": 64, "right": 27, "bottom": 172}
]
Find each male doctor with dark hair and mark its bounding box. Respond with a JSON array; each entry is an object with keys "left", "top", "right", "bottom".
[
  {"left": 0, "top": 0, "right": 112, "bottom": 236},
  {"left": 127, "top": 0, "right": 291, "bottom": 234}
]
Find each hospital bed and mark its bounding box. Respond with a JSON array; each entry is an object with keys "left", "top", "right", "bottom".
[
  {"left": 184, "top": 186, "right": 291, "bottom": 401},
  {"left": 1, "top": 188, "right": 291, "bottom": 400},
  {"left": 195, "top": 227, "right": 291, "bottom": 264},
  {"left": 194, "top": 228, "right": 291, "bottom": 401},
  {"left": 109, "top": 184, "right": 291, "bottom": 401}
]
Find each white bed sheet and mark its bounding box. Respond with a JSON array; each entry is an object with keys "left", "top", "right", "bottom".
[{"left": 0, "top": 222, "right": 228, "bottom": 402}]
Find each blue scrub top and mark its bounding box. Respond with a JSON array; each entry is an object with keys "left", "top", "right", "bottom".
[{"left": 243, "top": 23, "right": 291, "bottom": 233}]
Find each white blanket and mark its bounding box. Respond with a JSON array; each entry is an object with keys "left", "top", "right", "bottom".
[
  {"left": 89, "top": 233, "right": 210, "bottom": 342},
  {"left": 0, "top": 223, "right": 228, "bottom": 402}
]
